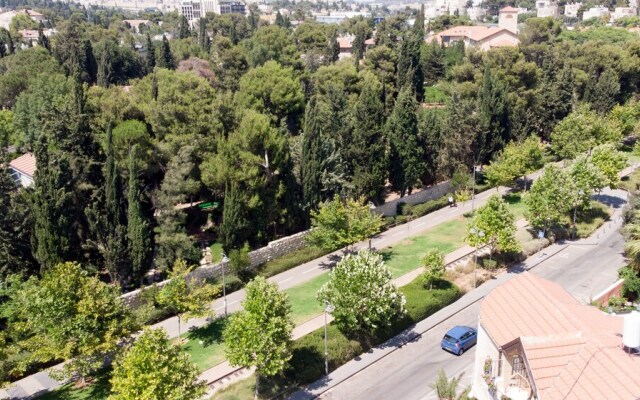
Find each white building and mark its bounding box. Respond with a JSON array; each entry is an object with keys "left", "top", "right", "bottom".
[
  {"left": 537, "top": 3, "right": 560, "bottom": 17},
  {"left": 612, "top": 6, "right": 637, "bottom": 20},
  {"left": 582, "top": 5, "right": 610, "bottom": 20},
  {"left": 467, "top": 6, "right": 487, "bottom": 20},
  {"left": 564, "top": 2, "right": 581, "bottom": 18},
  {"left": 180, "top": 0, "right": 245, "bottom": 22}
]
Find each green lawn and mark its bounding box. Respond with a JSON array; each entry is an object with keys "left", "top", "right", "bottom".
[
  {"left": 210, "top": 242, "right": 224, "bottom": 264},
  {"left": 284, "top": 273, "right": 329, "bottom": 325},
  {"left": 503, "top": 193, "right": 527, "bottom": 219},
  {"left": 182, "top": 317, "right": 228, "bottom": 371},
  {"left": 37, "top": 372, "right": 110, "bottom": 400}
]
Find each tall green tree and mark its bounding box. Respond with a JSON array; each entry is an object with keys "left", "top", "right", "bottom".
[
  {"left": 178, "top": 15, "right": 190, "bottom": 39},
  {"left": 37, "top": 23, "right": 50, "bottom": 53},
  {"left": 127, "top": 145, "right": 152, "bottom": 285},
  {"left": 423, "top": 41, "right": 445, "bottom": 86},
  {"left": 317, "top": 250, "right": 406, "bottom": 337},
  {"left": 478, "top": 66, "right": 510, "bottom": 163},
  {"left": 224, "top": 276, "right": 294, "bottom": 398},
  {"left": 421, "top": 249, "right": 445, "bottom": 290},
  {"left": 198, "top": 18, "right": 210, "bottom": 53},
  {"left": 157, "top": 35, "right": 176, "bottom": 70},
  {"left": 349, "top": 77, "right": 387, "bottom": 204},
  {"left": 388, "top": 86, "right": 424, "bottom": 196},
  {"left": 87, "top": 126, "right": 129, "bottom": 284},
  {"left": 584, "top": 68, "right": 620, "bottom": 114},
  {"left": 109, "top": 328, "right": 206, "bottom": 400},
  {"left": 219, "top": 181, "right": 251, "bottom": 253},
  {"left": 31, "top": 138, "right": 77, "bottom": 272},
  {"left": 145, "top": 33, "right": 155, "bottom": 72},
  {"left": 396, "top": 31, "right": 424, "bottom": 101}
]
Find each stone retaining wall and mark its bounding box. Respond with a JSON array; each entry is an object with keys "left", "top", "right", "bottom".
[
  {"left": 120, "top": 230, "right": 311, "bottom": 308},
  {"left": 374, "top": 181, "right": 453, "bottom": 216}
]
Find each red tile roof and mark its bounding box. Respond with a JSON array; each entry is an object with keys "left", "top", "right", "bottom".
[
  {"left": 480, "top": 273, "right": 640, "bottom": 400},
  {"left": 436, "top": 26, "right": 516, "bottom": 42},
  {"left": 500, "top": 6, "right": 520, "bottom": 12},
  {"left": 9, "top": 152, "right": 36, "bottom": 178}
]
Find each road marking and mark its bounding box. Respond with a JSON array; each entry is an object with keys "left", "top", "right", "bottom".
[
  {"left": 559, "top": 253, "right": 570, "bottom": 259},
  {"left": 303, "top": 267, "right": 318, "bottom": 274},
  {"left": 279, "top": 277, "right": 293, "bottom": 284},
  {"left": 389, "top": 231, "right": 404, "bottom": 238}
]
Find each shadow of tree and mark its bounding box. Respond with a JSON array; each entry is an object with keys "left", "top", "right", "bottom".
[{"left": 186, "top": 317, "right": 227, "bottom": 347}]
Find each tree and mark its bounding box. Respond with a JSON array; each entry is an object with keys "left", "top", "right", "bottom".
[
  {"left": 317, "top": 250, "right": 406, "bottom": 337},
  {"left": 590, "top": 144, "right": 627, "bottom": 189},
  {"left": 349, "top": 76, "right": 387, "bottom": 204},
  {"left": 478, "top": 66, "right": 510, "bottom": 163},
  {"left": 219, "top": 181, "right": 251, "bottom": 252},
  {"left": 484, "top": 137, "right": 544, "bottom": 190},
  {"left": 568, "top": 154, "right": 607, "bottom": 212},
  {"left": 157, "top": 35, "right": 176, "bottom": 70},
  {"left": 388, "top": 86, "right": 425, "bottom": 197},
  {"left": 198, "top": 18, "right": 210, "bottom": 53},
  {"left": 4, "top": 262, "right": 137, "bottom": 382},
  {"left": 421, "top": 249, "right": 445, "bottom": 290},
  {"left": 584, "top": 68, "right": 620, "bottom": 114},
  {"left": 30, "top": 138, "right": 77, "bottom": 272},
  {"left": 87, "top": 125, "right": 130, "bottom": 284},
  {"left": 224, "top": 277, "right": 293, "bottom": 399},
  {"left": 423, "top": 41, "right": 445, "bottom": 86},
  {"left": 109, "top": 328, "right": 206, "bottom": 400},
  {"left": 127, "top": 145, "right": 152, "bottom": 286},
  {"left": 306, "top": 195, "right": 383, "bottom": 252},
  {"left": 37, "top": 23, "right": 50, "bottom": 53},
  {"left": 155, "top": 146, "right": 201, "bottom": 270},
  {"left": 525, "top": 165, "right": 574, "bottom": 234},
  {"left": 178, "top": 15, "right": 190, "bottom": 39},
  {"left": 145, "top": 33, "right": 155, "bottom": 72},
  {"left": 551, "top": 106, "right": 622, "bottom": 159},
  {"left": 396, "top": 32, "right": 425, "bottom": 101},
  {"left": 466, "top": 195, "right": 520, "bottom": 259},
  {"left": 157, "top": 259, "right": 216, "bottom": 340},
  {"left": 430, "top": 369, "right": 471, "bottom": 400}
]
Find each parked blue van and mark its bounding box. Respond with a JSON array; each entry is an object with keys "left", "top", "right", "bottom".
[{"left": 441, "top": 326, "right": 477, "bottom": 355}]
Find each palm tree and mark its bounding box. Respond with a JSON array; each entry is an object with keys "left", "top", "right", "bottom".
[{"left": 430, "top": 369, "right": 471, "bottom": 400}]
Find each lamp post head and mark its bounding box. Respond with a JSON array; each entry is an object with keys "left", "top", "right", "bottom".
[
  {"left": 325, "top": 303, "right": 334, "bottom": 313},
  {"left": 221, "top": 253, "right": 229, "bottom": 263},
  {"left": 470, "top": 227, "right": 476, "bottom": 235},
  {"left": 478, "top": 230, "right": 485, "bottom": 238}
]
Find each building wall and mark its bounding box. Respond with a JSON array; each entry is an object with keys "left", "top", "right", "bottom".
[
  {"left": 565, "top": 3, "right": 581, "bottom": 18},
  {"left": 479, "top": 31, "right": 519, "bottom": 50},
  {"left": 498, "top": 10, "right": 518, "bottom": 33},
  {"left": 471, "top": 323, "right": 501, "bottom": 400},
  {"left": 537, "top": 5, "right": 560, "bottom": 17}
]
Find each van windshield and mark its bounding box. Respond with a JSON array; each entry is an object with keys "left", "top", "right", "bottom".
[{"left": 443, "top": 334, "right": 458, "bottom": 344}]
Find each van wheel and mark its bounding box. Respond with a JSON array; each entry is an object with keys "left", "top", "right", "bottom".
[{"left": 458, "top": 347, "right": 464, "bottom": 356}]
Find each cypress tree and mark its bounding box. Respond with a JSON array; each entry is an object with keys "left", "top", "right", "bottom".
[
  {"left": 396, "top": 33, "right": 425, "bottom": 102},
  {"left": 585, "top": 68, "right": 619, "bottom": 115},
  {"left": 82, "top": 39, "right": 97, "bottom": 84},
  {"left": 478, "top": 66, "right": 510, "bottom": 163},
  {"left": 97, "top": 42, "right": 112, "bottom": 88},
  {"left": 0, "top": 37, "right": 5, "bottom": 58},
  {"left": 388, "top": 86, "right": 424, "bottom": 197},
  {"left": 326, "top": 28, "right": 340, "bottom": 63},
  {"left": 31, "top": 137, "right": 76, "bottom": 272},
  {"left": 198, "top": 18, "right": 209, "bottom": 53},
  {"left": 413, "top": 4, "right": 425, "bottom": 37},
  {"left": 145, "top": 33, "right": 156, "bottom": 72},
  {"left": 352, "top": 22, "right": 367, "bottom": 63},
  {"left": 301, "top": 96, "right": 324, "bottom": 212},
  {"left": 158, "top": 35, "right": 176, "bottom": 70},
  {"left": 0, "top": 28, "right": 14, "bottom": 55},
  {"left": 275, "top": 11, "right": 285, "bottom": 28},
  {"left": 127, "top": 145, "right": 151, "bottom": 285},
  {"left": 219, "top": 181, "right": 250, "bottom": 253},
  {"left": 151, "top": 72, "right": 159, "bottom": 101},
  {"left": 38, "top": 22, "right": 51, "bottom": 53},
  {"left": 178, "top": 15, "right": 190, "bottom": 39},
  {"left": 423, "top": 41, "right": 445, "bottom": 86},
  {"left": 349, "top": 81, "right": 387, "bottom": 204}
]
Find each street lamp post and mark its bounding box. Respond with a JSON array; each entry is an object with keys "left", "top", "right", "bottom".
[
  {"left": 221, "top": 253, "right": 229, "bottom": 316},
  {"left": 471, "top": 165, "right": 478, "bottom": 212},
  {"left": 470, "top": 227, "right": 484, "bottom": 289},
  {"left": 323, "top": 302, "right": 334, "bottom": 375},
  {"left": 369, "top": 202, "right": 376, "bottom": 250},
  {"left": 572, "top": 190, "right": 585, "bottom": 240}
]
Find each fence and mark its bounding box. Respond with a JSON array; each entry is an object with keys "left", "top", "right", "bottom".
[{"left": 373, "top": 181, "right": 453, "bottom": 216}]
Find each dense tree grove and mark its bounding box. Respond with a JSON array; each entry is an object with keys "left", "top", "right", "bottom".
[{"left": 1, "top": 5, "right": 640, "bottom": 385}]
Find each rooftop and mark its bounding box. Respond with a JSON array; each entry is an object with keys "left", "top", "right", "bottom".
[
  {"left": 9, "top": 152, "right": 37, "bottom": 178},
  {"left": 436, "top": 25, "right": 516, "bottom": 42},
  {"left": 480, "top": 272, "right": 640, "bottom": 400}
]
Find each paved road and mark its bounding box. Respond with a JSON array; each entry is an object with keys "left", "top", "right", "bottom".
[{"left": 314, "top": 191, "right": 627, "bottom": 400}]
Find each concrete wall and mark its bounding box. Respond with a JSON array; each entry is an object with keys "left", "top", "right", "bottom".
[
  {"left": 471, "top": 323, "right": 501, "bottom": 400},
  {"left": 120, "top": 229, "right": 311, "bottom": 308},
  {"left": 374, "top": 181, "right": 453, "bottom": 217},
  {"left": 592, "top": 279, "right": 625, "bottom": 307}
]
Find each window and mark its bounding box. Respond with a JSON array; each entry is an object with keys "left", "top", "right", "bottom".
[{"left": 512, "top": 355, "right": 524, "bottom": 375}]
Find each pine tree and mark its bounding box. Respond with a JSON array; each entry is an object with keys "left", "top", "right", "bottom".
[
  {"left": 585, "top": 68, "right": 619, "bottom": 115},
  {"left": 388, "top": 86, "right": 425, "bottom": 197},
  {"left": 349, "top": 81, "right": 387, "bottom": 204},
  {"left": 31, "top": 137, "right": 77, "bottom": 272},
  {"left": 127, "top": 145, "right": 151, "bottom": 286},
  {"left": 145, "top": 33, "right": 156, "bottom": 72},
  {"left": 37, "top": 23, "right": 50, "bottom": 52},
  {"left": 219, "top": 181, "right": 251, "bottom": 253},
  {"left": 178, "top": 15, "right": 190, "bottom": 39},
  {"left": 158, "top": 35, "right": 176, "bottom": 70}
]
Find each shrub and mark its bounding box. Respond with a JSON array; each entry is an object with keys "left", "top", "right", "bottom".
[
  {"left": 257, "top": 246, "right": 328, "bottom": 278},
  {"left": 229, "top": 243, "right": 253, "bottom": 282}
]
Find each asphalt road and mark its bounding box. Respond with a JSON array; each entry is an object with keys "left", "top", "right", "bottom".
[{"left": 318, "top": 207, "right": 626, "bottom": 400}]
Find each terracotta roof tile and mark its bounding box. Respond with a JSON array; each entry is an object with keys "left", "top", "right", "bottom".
[
  {"left": 480, "top": 273, "right": 640, "bottom": 400},
  {"left": 9, "top": 152, "right": 36, "bottom": 177}
]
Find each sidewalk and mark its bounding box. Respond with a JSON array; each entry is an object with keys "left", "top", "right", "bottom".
[{"left": 289, "top": 191, "right": 628, "bottom": 400}]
